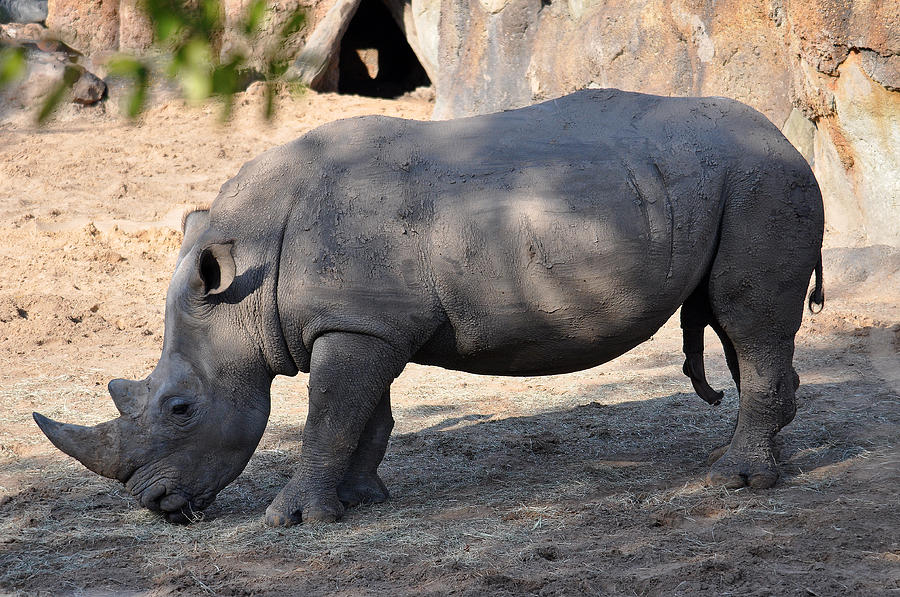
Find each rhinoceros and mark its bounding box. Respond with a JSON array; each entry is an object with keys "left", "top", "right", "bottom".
[{"left": 34, "top": 89, "right": 824, "bottom": 526}]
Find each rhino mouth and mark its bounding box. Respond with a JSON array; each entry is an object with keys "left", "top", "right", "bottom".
[
  {"left": 126, "top": 473, "right": 213, "bottom": 524},
  {"left": 142, "top": 487, "right": 211, "bottom": 524}
]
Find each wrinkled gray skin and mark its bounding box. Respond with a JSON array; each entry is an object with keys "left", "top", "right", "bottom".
[{"left": 35, "top": 89, "right": 824, "bottom": 526}]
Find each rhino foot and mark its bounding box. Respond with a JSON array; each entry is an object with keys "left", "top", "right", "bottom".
[
  {"left": 705, "top": 444, "right": 730, "bottom": 466},
  {"left": 337, "top": 471, "right": 390, "bottom": 507},
  {"left": 706, "top": 447, "right": 779, "bottom": 489},
  {"left": 264, "top": 491, "right": 344, "bottom": 527},
  {"left": 264, "top": 507, "right": 299, "bottom": 527}
]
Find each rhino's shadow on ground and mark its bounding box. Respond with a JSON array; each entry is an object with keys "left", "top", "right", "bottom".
[
  {"left": 4, "top": 329, "right": 892, "bottom": 530},
  {"left": 0, "top": 373, "right": 891, "bottom": 594},
  {"left": 214, "top": 375, "right": 886, "bottom": 522},
  {"left": 1, "top": 350, "right": 895, "bottom": 593}
]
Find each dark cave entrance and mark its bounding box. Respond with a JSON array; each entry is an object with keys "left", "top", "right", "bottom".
[{"left": 337, "top": 1, "right": 431, "bottom": 98}]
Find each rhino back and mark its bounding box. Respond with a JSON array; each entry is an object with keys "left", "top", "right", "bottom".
[
  {"left": 417, "top": 90, "right": 746, "bottom": 374},
  {"left": 273, "top": 89, "right": 787, "bottom": 375}
]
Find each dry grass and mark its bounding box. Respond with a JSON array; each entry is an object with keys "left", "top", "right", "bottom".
[{"left": 4, "top": 320, "right": 898, "bottom": 595}]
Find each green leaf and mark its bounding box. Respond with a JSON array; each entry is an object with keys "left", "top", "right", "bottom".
[
  {"left": 267, "top": 58, "right": 290, "bottom": 78},
  {"left": 181, "top": 65, "right": 213, "bottom": 102},
  {"left": 0, "top": 46, "right": 27, "bottom": 89},
  {"left": 199, "top": 0, "right": 223, "bottom": 36},
  {"left": 211, "top": 62, "right": 239, "bottom": 96},
  {"left": 153, "top": 12, "right": 184, "bottom": 44},
  {"left": 37, "top": 64, "right": 81, "bottom": 125},
  {"left": 218, "top": 92, "right": 234, "bottom": 121},
  {"left": 263, "top": 79, "right": 276, "bottom": 120},
  {"left": 124, "top": 78, "right": 149, "bottom": 118},
  {"left": 182, "top": 37, "right": 213, "bottom": 69},
  {"left": 106, "top": 55, "right": 143, "bottom": 77},
  {"left": 158, "top": 16, "right": 183, "bottom": 43},
  {"left": 241, "top": 0, "right": 268, "bottom": 35},
  {"left": 279, "top": 7, "right": 307, "bottom": 38},
  {"left": 107, "top": 55, "right": 149, "bottom": 119}
]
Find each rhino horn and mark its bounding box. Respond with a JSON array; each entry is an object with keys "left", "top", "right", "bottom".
[
  {"left": 33, "top": 413, "right": 129, "bottom": 481},
  {"left": 107, "top": 378, "right": 140, "bottom": 417}
]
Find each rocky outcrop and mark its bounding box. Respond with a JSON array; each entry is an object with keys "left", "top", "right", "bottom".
[
  {"left": 70, "top": 67, "right": 105, "bottom": 103},
  {"left": 44, "top": 0, "right": 314, "bottom": 68},
  {"left": 220, "top": 0, "right": 317, "bottom": 72},
  {"left": 288, "top": 0, "right": 361, "bottom": 87},
  {"left": 44, "top": 0, "right": 119, "bottom": 55},
  {"left": 0, "top": 24, "right": 107, "bottom": 113}
]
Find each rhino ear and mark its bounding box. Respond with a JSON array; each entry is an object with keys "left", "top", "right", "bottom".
[
  {"left": 196, "top": 242, "right": 235, "bottom": 296},
  {"left": 182, "top": 208, "right": 210, "bottom": 236},
  {"left": 177, "top": 208, "right": 210, "bottom": 268}
]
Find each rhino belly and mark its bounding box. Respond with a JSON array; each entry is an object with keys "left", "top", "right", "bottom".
[
  {"left": 419, "top": 166, "right": 693, "bottom": 376},
  {"left": 412, "top": 310, "right": 668, "bottom": 376},
  {"left": 415, "top": 246, "right": 678, "bottom": 376}
]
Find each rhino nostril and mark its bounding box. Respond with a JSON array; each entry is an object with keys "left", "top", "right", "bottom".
[{"left": 139, "top": 484, "right": 167, "bottom": 511}]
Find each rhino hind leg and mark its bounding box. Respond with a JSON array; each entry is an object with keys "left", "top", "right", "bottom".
[
  {"left": 265, "top": 333, "right": 405, "bottom": 527},
  {"left": 705, "top": 335, "right": 797, "bottom": 489},
  {"left": 703, "top": 274, "right": 804, "bottom": 490},
  {"left": 702, "top": 210, "right": 818, "bottom": 489},
  {"left": 337, "top": 388, "right": 394, "bottom": 507}
]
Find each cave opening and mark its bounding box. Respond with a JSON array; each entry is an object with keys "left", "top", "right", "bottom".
[{"left": 337, "top": 1, "right": 431, "bottom": 98}]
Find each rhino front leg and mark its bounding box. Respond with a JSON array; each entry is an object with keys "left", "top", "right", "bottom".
[
  {"left": 265, "top": 332, "right": 404, "bottom": 527},
  {"left": 337, "top": 388, "right": 393, "bottom": 507}
]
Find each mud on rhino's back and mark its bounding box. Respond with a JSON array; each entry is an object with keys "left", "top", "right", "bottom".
[{"left": 275, "top": 89, "right": 741, "bottom": 375}]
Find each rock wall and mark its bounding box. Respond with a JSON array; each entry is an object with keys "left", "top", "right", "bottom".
[
  {"left": 398, "top": 0, "right": 899, "bottom": 247},
  {"left": 45, "top": 0, "right": 120, "bottom": 54},
  {"left": 44, "top": 0, "right": 317, "bottom": 66}
]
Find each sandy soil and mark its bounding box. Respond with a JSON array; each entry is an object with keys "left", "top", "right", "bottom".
[{"left": 0, "top": 88, "right": 898, "bottom": 596}]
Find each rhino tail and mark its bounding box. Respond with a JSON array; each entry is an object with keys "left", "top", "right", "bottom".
[
  {"left": 680, "top": 284, "right": 724, "bottom": 406},
  {"left": 808, "top": 253, "right": 824, "bottom": 313}
]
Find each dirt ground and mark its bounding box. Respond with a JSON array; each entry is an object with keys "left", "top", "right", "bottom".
[{"left": 0, "top": 87, "right": 898, "bottom": 596}]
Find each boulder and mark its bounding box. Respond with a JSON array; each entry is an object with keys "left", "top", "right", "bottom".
[
  {"left": 0, "top": 41, "right": 105, "bottom": 113},
  {"left": 71, "top": 68, "right": 106, "bottom": 104},
  {"left": 0, "top": 44, "right": 72, "bottom": 109},
  {"left": 45, "top": 0, "right": 118, "bottom": 55}
]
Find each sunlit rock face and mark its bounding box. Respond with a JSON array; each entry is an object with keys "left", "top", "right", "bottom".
[{"left": 44, "top": 0, "right": 311, "bottom": 67}]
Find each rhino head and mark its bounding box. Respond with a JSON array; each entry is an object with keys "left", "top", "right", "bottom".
[{"left": 34, "top": 208, "right": 295, "bottom": 522}]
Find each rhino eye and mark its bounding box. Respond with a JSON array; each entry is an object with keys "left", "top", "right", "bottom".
[{"left": 169, "top": 399, "right": 192, "bottom": 417}]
